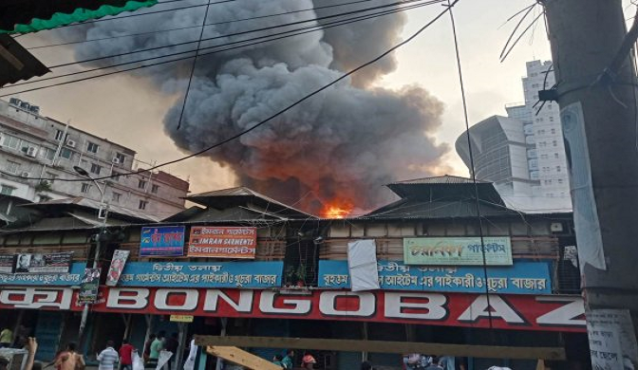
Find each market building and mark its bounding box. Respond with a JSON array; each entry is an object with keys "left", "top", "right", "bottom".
[{"left": 0, "top": 177, "right": 587, "bottom": 370}]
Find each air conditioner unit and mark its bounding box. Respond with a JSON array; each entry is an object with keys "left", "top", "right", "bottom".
[
  {"left": 20, "top": 172, "right": 29, "bottom": 178},
  {"left": 66, "top": 139, "right": 77, "bottom": 148},
  {"left": 25, "top": 147, "right": 37, "bottom": 157},
  {"left": 112, "top": 157, "right": 121, "bottom": 164}
]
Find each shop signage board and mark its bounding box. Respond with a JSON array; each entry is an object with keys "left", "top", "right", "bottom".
[
  {"left": 187, "top": 227, "right": 257, "bottom": 259},
  {"left": 0, "top": 262, "right": 283, "bottom": 288},
  {"left": 12, "top": 252, "right": 72, "bottom": 274},
  {"left": 140, "top": 226, "right": 186, "bottom": 257},
  {"left": 319, "top": 260, "right": 551, "bottom": 295},
  {"left": 170, "top": 315, "right": 194, "bottom": 323},
  {"left": 0, "top": 255, "right": 15, "bottom": 273},
  {"left": 0, "top": 286, "right": 586, "bottom": 333},
  {"left": 403, "top": 237, "right": 513, "bottom": 266}
]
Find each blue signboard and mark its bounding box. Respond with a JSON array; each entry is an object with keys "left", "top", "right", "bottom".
[
  {"left": 319, "top": 260, "right": 551, "bottom": 295},
  {"left": 140, "top": 226, "right": 185, "bottom": 257},
  {"left": 0, "top": 261, "right": 284, "bottom": 288},
  {"left": 0, "top": 263, "right": 85, "bottom": 286},
  {"left": 117, "top": 261, "right": 283, "bottom": 288}
]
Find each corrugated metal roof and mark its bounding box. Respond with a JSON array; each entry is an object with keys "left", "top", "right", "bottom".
[
  {"left": 363, "top": 199, "right": 522, "bottom": 219},
  {"left": 0, "top": 35, "right": 49, "bottom": 86},
  {"left": 389, "top": 175, "right": 488, "bottom": 185},
  {"left": 22, "top": 197, "right": 161, "bottom": 222}
]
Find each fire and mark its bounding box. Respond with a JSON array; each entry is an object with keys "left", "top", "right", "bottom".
[{"left": 321, "top": 199, "right": 354, "bottom": 219}]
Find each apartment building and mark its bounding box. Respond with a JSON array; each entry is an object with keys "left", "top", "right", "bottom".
[{"left": 0, "top": 98, "right": 188, "bottom": 219}]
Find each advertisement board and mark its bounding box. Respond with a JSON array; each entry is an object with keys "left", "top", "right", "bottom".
[
  {"left": 0, "top": 287, "right": 586, "bottom": 333},
  {"left": 106, "top": 250, "right": 130, "bottom": 287},
  {"left": 0, "top": 255, "right": 15, "bottom": 273},
  {"left": 319, "top": 260, "right": 551, "bottom": 294},
  {"left": 78, "top": 268, "right": 101, "bottom": 304},
  {"left": 403, "top": 237, "right": 513, "bottom": 266},
  {"left": 13, "top": 252, "right": 72, "bottom": 274},
  {"left": 188, "top": 227, "right": 257, "bottom": 259},
  {"left": 140, "top": 226, "right": 185, "bottom": 257}
]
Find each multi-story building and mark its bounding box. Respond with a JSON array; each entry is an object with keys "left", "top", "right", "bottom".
[
  {"left": 0, "top": 98, "right": 189, "bottom": 219},
  {"left": 456, "top": 60, "right": 571, "bottom": 212}
]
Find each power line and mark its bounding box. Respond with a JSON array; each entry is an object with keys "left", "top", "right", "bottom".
[
  {"left": 4, "top": 0, "right": 441, "bottom": 92},
  {"left": 46, "top": 0, "right": 430, "bottom": 69},
  {"left": 26, "top": 0, "right": 380, "bottom": 51},
  {"left": 4, "top": 0, "right": 457, "bottom": 183}
]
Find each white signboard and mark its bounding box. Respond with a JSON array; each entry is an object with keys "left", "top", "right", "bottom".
[{"left": 587, "top": 309, "right": 638, "bottom": 370}]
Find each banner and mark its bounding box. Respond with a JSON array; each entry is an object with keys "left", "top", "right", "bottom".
[
  {"left": 319, "top": 260, "right": 551, "bottom": 295},
  {"left": 188, "top": 227, "right": 257, "bottom": 259},
  {"left": 106, "top": 250, "right": 130, "bottom": 287},
  {"left": 141, "top": 226, "right": 185, "bottom": 257},
  {"left": 0, "top": 287, "right": 586, "bottom": 333},
  {"left": 78, "top": 268, "right": 101, "bottom": 304},
  {"left": 14, "top": 252, "right": 72, "bottom": 274},
  {"left": 347, "top": 240, "right": 380, "bottom": 292},
  {"left": 403, "top": 237, "right": 513, "bottom": 266},
  {"left": 0, "top": 255, "right": 15, "bottom": 273}
]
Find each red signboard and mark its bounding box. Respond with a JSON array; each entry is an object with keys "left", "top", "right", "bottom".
[
  {"left": 0, "top": 287, "right": 585, "bottom": 333},
  {"left": 188, "top": 227, "right": 256, "bottom": 258}
]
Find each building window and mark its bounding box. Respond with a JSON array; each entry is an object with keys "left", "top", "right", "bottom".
[
  {"left": 45, "top": 172, "right": 57, "bottom": 183},
  {"left": 138, "top": 179, "right": 146, "bottom": 189},
  {"left": 112, "top": 192, "right": 121, "bottom": 203},
  {"left": 138, "top": 200, "right": 148, "bottom": 210},
  {"left": 5, "top": 160, "right": 20, "bottom": 174},
  {"left": 556, "top": 166, "right": 562, "bottom": 172},
  {"left": 86, "top": 141, "right": 99, "bottom": 154},
  {"left": 0, "top": 185, "right": 15, "bottom": 196},
  {"left": 60, "top": 148, "right": 73, "bottom": 159},
  {"left": 554, "top": 153, "right": 560, "bottom": 159},
  {"left": 1, "top": 134, "right": 20, "bottom": 150},
  {"left": 41, "top": 147, "right": 56, "bottom": 161},
  {"left": 55, "top": 130, "right": 64, "bottom": 141},
  {"left": 111, "top": 171, "right": 122, "bottom": 182},
  {"left": 81, "top": 183, "right": 91, "bottom": 193},
  {"left": 558, "top": 179, "right": 564, "bottom": 184},
  {"left": 552, "top": 140, "right": 558, "bottom": 147},
  {"left": 90, "top": 163, "right": 102, "bottom": 175},
  {"left": 549, "top": 117, "right": 555, "bottom": 122},
  {"left": 114, "top": 153, "right": 126, "bottom": 164},
  {"left": 151, "top": 184, "right": 159, "bottom": 194}
]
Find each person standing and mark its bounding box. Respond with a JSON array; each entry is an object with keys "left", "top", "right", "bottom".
[
  {"left": 148, "top": 333, "right": 164, "bottom": 368},
  {"left": 119, "top": 340, "right": 135, "bottom": 370},
  {"left": 272, "top": 355, "right": 283, "bottom": 367},
  {"left": 55, "top": 343, "right": 85, "bottom": 370},
  {"left": 143, "top": 334, "right": 156, "bottom": 365},
  {"left": 165, "top": 333, "right": 179, "bottom": 369},
  {"left": 424, "top": 358, "right": 443, "bottom": 370},
  {"left": 0, "top": 328, "right": 12, "bottom": 348},
  {"left": 97, "top": 340, "right": 119, "bottom": 370},
  {"left": 281, "top": 350, "right": 295, "bottom": 369}
]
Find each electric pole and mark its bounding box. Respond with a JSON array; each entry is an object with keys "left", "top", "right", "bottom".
[{"left": 543, "top": 0, "right": 638, "bottom": 367}]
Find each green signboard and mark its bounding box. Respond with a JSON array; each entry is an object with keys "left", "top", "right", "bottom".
[{"left": 403, "top": 237, "right": 513, "bottom": 266}]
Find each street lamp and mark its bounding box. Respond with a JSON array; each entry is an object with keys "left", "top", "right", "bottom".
[{"left": 73, "top": 165, "right": 110, "bottom": 349}]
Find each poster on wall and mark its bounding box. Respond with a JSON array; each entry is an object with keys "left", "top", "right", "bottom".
[
  {"left": 0, "top": 255, "right": 15, "bottom": 273},
  {"left": 106, "top": 250, "right": 130, "bottom": 287},
  {"left": 403, "top": 237, "right": 513, "bottom": 266},
  {"left": 78, "top": 268, "right": 101, "bottom": 304},
  {"left": 187, "top": 226, "right": 257, "bottom": 259},
  {"left": 140, "top": 226, "right": 185, "bottom": 257},
  {"left": 13, "top": 252, "right": 72, "bottom": 273}
]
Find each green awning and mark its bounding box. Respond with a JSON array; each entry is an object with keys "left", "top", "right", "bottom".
[{"left": 0, "top": 0, "right": 158, "bottom": 34}]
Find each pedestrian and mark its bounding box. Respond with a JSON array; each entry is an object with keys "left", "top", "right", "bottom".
[
  {"left": 182, "top": 337, "right": 198, "bottom": 370},
  {"left": 361, "top": 361, "right": 373, "bottom": 370},
  {"left": 272, "top": 355, "right": 283, "bottom": 367},
  {"left": 54, "top": 343, "right": 85, "bottom": 370},
  {"left": 301, "top": 352, "right": 316, "bottom": 370},
  {"left": 97, "top": 340, "right": 119, "bottom": 370},
  {"left": 119, "top": 340, "right": 135, "bottom": 370},
  {"left": 25, "top": 337, "right": 38, "bottom": 370},
  {"left": 0, "top": 327, "right": 12, "bottom": 348},
  {"left": 148, "top": 333, "right": 164, "bottom": 368},
  {"left": 165, "top": 333, "right": 178, "bottom": 368},
  {"left": 281, "top": 350, "right": 295, "bottom": 369},
  {"left": 143, "top": 334, "right": 156, "bottom": 365}
]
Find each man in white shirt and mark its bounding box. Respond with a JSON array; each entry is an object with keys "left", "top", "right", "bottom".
[{"left": 98, "top": 340, "right": 119, "bottom": 370}]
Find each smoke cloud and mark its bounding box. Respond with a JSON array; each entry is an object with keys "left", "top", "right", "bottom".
[{"left": 63, "top": 0, "right": 449, "bottom": 215}]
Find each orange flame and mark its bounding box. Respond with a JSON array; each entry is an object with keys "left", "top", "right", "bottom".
[{"left": 320, "top": 199, "right": 354, "bottom": 219}]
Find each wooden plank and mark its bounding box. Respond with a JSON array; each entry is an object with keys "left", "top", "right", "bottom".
[
  {"left": 195, "top": 336, "right": 566, "bottom": 361},
  {"left": 205, "top": 346, "right": 282, "bottom": 370}
]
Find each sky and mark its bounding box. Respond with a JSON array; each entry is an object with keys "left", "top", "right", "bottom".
[{"left": 5, "top": 0, "right": 552, "bottom": 195}]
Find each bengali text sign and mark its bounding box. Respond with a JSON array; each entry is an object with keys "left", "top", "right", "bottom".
[
  {"left": 140, "top": 226, "right": 185, "bottom": 257},
  {"left": 188, "top": 226, "right": 257, "bottom": 258},
  {"left": 403, "top": 237, "right": 513, "bottom": 266}
]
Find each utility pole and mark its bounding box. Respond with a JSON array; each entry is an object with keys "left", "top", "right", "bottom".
[{"left": 543, "top": 0, "right": 638, "bottom": 367}]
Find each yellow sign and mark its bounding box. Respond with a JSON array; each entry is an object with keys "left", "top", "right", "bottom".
[{"left": 170, "top": 315, "right": 194, "bottom": 323}]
